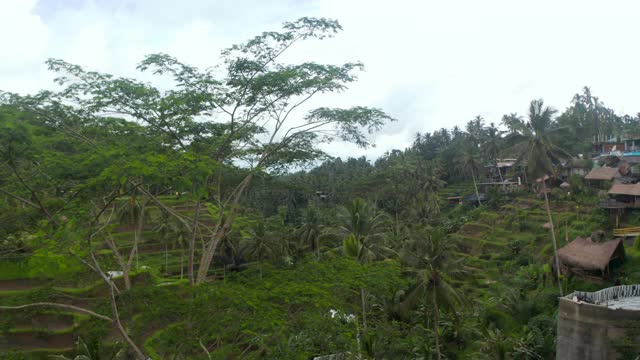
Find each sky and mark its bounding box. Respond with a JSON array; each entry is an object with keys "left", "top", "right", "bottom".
[{"left": 2, "top": 0, "right": 640, "bottom": 159}]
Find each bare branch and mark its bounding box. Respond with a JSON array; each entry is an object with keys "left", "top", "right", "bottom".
[{"left": 0, "top": 303, "right": 112, "bottom": 322}]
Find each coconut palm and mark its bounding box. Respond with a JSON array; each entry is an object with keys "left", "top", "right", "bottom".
[
  {"left": 296, "top": 206, "right": 324, "bottom": 259},
  {"left": 116, "top": 195, "right": 147, "bottom": 230},
  {"left": 482, "top": 123, "right": 505, "bottom": 182},
  {"left": 466, "top": 115, "right": 486, "bottom": 148},
  {"left": 335, "top": 199, "right": 393, "bottom": 335},
  {"left": 399, "top": 228, "right": 466, "bottom": 360},
  {"left": 501, "top": 113, "right": 523, "bottom": 135},
  {"left": 240, "top": 221, "right": 276, "bottom": 278},
  {"left": 336, "top": 198, "right": 392, "bottom": 264},
  {"left": 154, "top": 210, "right": 189, "bottom": 276},
  {"left": 422, "top": 161, "right": 446, "bottom": 215},
  {"left": 455, "top": 145, "right": 483, "bottom": 206},
  {"left": 503, "top": 99, "right": 570, "bottom": 179}
]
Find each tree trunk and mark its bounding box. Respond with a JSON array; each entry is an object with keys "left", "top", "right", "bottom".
[
  {"left": 122, "top": 267, "right": 131, "bottom": 290},
  {"left": 165, "top": 244, "right": 168, "bottom": 275},
  {"left": 542, "top": 180, "right": 563, "bottom": 296},
  {"left": 471, "top": 171, "right": 482, "bottom": 206},
  {"left": 196, "top": 174, "right": 254, "bottom": 284},
  {"left": 432, "top": 289, "right": 442, "bottom": 360},
  {"left": 189, "top": 199, "right": 202, "bottom": 285},
  {"left": 108, "top": 285, "right": 147, "bottom": 359},
  {"left": 360, "top": 287, "right": 368, "bottom": 333}
]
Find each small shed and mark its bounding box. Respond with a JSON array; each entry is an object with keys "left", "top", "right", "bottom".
[
  {"left": 584, "top": 167, "right": 620, "bottom": 188},
  {"left": 605, "top": 184, "right": 640, "bottom": 209},
  {"left": 557, "top": 237, "right": 625, "bottom": 281}
]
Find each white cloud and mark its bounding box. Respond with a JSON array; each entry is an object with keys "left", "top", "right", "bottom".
[{"left": 2, "top": 0, "right": 640, "bottom": 159}]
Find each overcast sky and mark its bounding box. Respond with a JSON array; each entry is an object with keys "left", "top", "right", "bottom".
[{"left": 2, "top": 0, "right": 640, "bottom": 159}]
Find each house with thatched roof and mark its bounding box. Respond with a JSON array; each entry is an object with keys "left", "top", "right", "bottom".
[
  {"left": 584, "top": 166, "right": 622, "bottom": 188},
  {"left": 599, "top": 183, "right": 640, "bottom": 209},
  {"left": 557, "top": 237, "right": 625, "bottom": 281}
]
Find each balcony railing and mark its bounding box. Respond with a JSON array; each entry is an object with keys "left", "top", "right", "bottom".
[{"left": 599, "top": 199, "right": 633, "bottom": 209}]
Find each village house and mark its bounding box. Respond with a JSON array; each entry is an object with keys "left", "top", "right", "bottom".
[
  {"left": 592, "top": 132, "right": 640, "bottom": 155},
  {"left": 557, "top": 237, "right": 625, "bottom": 282},
  {"left": 602, "top": 183, "right": 640, "bottom": 209},
  {"left": 484, "top": 159, "right": 517, "bottom": 182},
  {"left": 584, "top": 166, "right": 626, "bottom": 188}
]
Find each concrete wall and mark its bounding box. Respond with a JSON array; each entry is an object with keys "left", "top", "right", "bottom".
[{"left": 557, "top": 297, "right": 640, "bottom": 359}]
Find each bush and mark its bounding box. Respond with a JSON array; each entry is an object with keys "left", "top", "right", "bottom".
[{"left": 633, "top": 236, "right": 640, "bottom": 252}]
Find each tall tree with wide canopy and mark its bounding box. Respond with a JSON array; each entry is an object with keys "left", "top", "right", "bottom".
[
  {"left": 0, "top": 17, "right": 393, "bottom": 284},
  {"left": 503, "top": 99, "right": 569, "bottom": 179}
]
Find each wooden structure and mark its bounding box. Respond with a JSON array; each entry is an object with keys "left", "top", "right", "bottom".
[
  {"left": 584, "top": 167, "right": 620, "bottom": 188},
  {"left": 603, "top": 184, "right": 640, "bottom": 209},
  {"left": 557, "top": 237, "right": 625, "bottom": 281},
  {"left": 613, "top": 227, "right": 640, "bottom": 237}
]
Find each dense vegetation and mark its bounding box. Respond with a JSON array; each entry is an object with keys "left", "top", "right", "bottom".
[{"left": 2, "top": 17, "right": 640, "bottom": 360}]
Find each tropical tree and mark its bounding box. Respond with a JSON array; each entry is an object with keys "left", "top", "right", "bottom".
[
  {"left": 335, "top": 198, "right": 392, "bottom": 335},
  {"left": 501, "top": 113, "right": 523, "bottom": 135},
  {"left": 109, "top": 194, "right": 151, "bottom": 289},
  {"left": 399, "top": 228, "right": 466, "bottom": 360},
  {"left": 503, "top": 99, "right": 570, "bottom": 179},
  {"left": 336, "top": 198, "right": 391, "bottom": 264},
  {"left": 455, "top": 145, "right": 483, "bottom": 206},
  {"left": 154, "top": 210, "right": 190, "bottom": 277},
  {"left": 481, "top": 122, "right": 504, "bottom": 182},
  {"left": 240, "top": 220, "right": 276, "bottom": 278},
  {"left": 466, "top": 115, "right": 486, "bottom": 148},
  {"left": 422, "top": 161, "right": 446, "bottom": 215},
  {"left": 1, "top": 17, "right": 393, "bottom": 284},
  {"left": 296, "top": 206, "right": 324, "bottom": 259}
]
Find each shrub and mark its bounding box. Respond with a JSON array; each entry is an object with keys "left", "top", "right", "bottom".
[{"left": 633, "top": 236, "right": 640, "bottom": 252}]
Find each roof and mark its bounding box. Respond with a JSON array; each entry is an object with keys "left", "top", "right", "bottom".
[
  {"left": 584, "top": 167, "right": 619, "bottom": 181},
  {"left": 622, "top": 155, "right": 640, "bottom": 164},
  {"left": 608, "top": 183, "right": 640, "bottom": 196},
  {"left": 558, "top": 237, "right": 625, "bottom": 271},
  {"left": 560, "top": 181, "right": 571, "bottom": 188},
  {"left": 496, "top": 161, "right": 516, "bottom": 168}
]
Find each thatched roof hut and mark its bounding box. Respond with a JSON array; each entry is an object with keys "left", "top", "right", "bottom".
[
  {"left": 557, "top": 237, "right": 625, "bottom": 280},
  {"left": 584, "top": 167, "right": 619, "bottom": 181},
  {"left": 608, "top": 183, "right": 640, "bottom": 197}
]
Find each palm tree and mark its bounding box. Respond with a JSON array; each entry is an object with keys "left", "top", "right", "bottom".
[
  {"left": 240, "top": 221, "right": 276, "bottom": 278},
  {"left": 466, "top": 115, "right": 486, "bottom": 148},
  {"left": 154, "top": 210, "right": 189, "bottom": 277},
  {"left": 336, "top": 198, "right": 392, "bottom": 264},
  {"left": 503, "top": 99, "right": 570, "bottom": 179},
  {"left": 336, "top": 199, "right": 393, "bottom": 335},
  {"left": 296, "top": 206, "right": 324, "bottom": 259},
  {"left": 422, "top": 161, "right": 446, "bottom": 215},
  {"left": 112, "top": 194, "right": 150, "bottom": 289},
  {"left": 154, "top": 211, "right": 173, "bottom": 274},
  {"left": 482, "top": 123, "right": 505, "bottom": 183},
  {"left": 477, "top": 328, "right": 512, "bottom": 360},
  {"left": 455, "top": 146, "right": 483, "bottom": 206},
  {"left": 399, "top": 228, "right": 466, "bottom": 360},
  {"left": 501, "top": 113, "right": 523, "bottom": 135}
]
